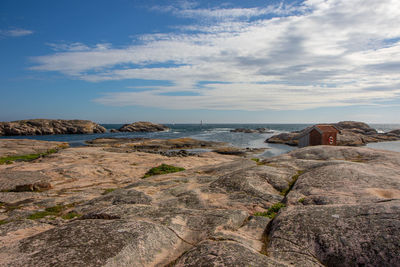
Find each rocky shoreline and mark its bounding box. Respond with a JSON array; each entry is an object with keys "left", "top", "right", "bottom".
[
  {"left": 267, "top": 121, "right": 400, "bottom": 146},
  {"left": 0, "top": 138, "right": 399, "bottom": 266},
  {"left": 0, "top": 119, "right": 106, "bottom": 136}
]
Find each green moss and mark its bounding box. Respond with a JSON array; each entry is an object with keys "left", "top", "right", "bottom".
[
  {"left": 0, "top": 219, "right": 7, "bottom": 225},
  {"left": 143, "top": 164, "right": 185, "bottom": 178},
  {"left": 5, "top": 205, "right": 21, "bottom": 212},
  {"left": 27, "top": 210, "right": 56, "bottom": 220},
  {"left": 0, "top": 148, "right": 60, "bottom": 165},
  {"left": 254, "top": 203, "right": 286, "bottom": 219},
  {"left": 102, "top": 188, "right": 116, "bottom": 195},
  {"left": 27, "top": 205, "right": 65, "bottom": 220},
  {"left": 61, "top": 212, "right": 81, "bottom": 220},
  {"left": 298, "top": 197, "right": 305, "bottom": 203},
  {"left": 251, "top": 158, "right": 260, "bottom": 162},
  {"left": 44, "top": 205, "right": 64, "bottom": 213},
  {"left": 281, "top": 170, "right": 304, "bottom": 196}
]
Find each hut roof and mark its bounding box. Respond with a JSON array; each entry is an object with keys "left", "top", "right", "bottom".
[{"left": 299, "top": 124, "right": 340, "bottom": 138}]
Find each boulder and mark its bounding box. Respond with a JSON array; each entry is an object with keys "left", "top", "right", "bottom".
[
  {"left": 266, "top": 132, "right": 299, "bottom": 146},
  {"left": 118, "top": 121, "right": 169, "bottom": 132},
  {"left": 0, "top": 119, "right": 106, "bottom": 136},
  {"left": 335, "top": 121, "right": 377, "bottom": 134}
]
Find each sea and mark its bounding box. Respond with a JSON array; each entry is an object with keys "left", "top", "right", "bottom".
[{"left": 1, "top": 123, "right": 400, "bottom": 157}]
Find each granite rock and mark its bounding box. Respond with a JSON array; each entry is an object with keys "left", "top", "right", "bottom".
[{"left": 0, "top": 119, "right": 106, "bottom": 136}]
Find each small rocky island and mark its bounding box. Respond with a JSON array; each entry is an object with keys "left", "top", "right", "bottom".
[
  {"left": 111, "top": 121, "right": 169, "bottom": 133},
  {"left": 0, "top": 137, "right": 399, "bottom": 266},
  {"left": 0, "top": 119, "right": 106, "bottom": 136},
  {"left": 267, "top": 121, "right": 400, "bottom": 146}
]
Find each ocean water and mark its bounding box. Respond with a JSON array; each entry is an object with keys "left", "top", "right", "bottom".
[{"left": 1, "top": 123, "right": 400, "bottom": 157}]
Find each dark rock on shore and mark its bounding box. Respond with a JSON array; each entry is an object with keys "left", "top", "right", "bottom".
[
  {"left": 266, "top": 121, "right": 400, "bottom": 146},
  {"left": 117, "top": 121, "right": 169, "bottom": 132},
  {"left": 231, "top": 128, "right": 274, "bottom": 133},
  {"left": 0, "top": 119, "right": 106, "bottom": 136}
]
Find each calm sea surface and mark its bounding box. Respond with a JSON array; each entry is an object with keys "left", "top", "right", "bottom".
[{"left": 1, "top": 123, "right": 399, "bottom": 157}]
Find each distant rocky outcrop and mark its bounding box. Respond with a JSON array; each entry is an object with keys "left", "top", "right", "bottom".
[
  {"left": 115, "top": 121, "right": 169, "bottom": 132},
  {"left": 86, "top": 137, "right": 225, "bottom": 156},
  {"left": 231, "top": 128, "right": 274, "bottom": 133},
  {"left": 0, "top": 119, "right": 106, "bottom": 136},
  {"left": 266, "top": 121, "right": 400, "bottom": 146}
]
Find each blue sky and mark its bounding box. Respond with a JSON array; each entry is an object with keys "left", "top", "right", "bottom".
[{"left": 1, "top": 0, "right": 400, "bottom": 123}]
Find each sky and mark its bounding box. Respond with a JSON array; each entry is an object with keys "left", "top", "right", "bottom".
[{"left": 1, "top": 0, "right": 400, "bottom": 124}]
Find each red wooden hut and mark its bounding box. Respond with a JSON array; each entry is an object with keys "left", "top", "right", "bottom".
[{"left": 298, "top": 125, "right": 340, "bottom": 148}]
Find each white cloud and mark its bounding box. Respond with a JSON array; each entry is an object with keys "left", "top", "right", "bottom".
[
  {"left": 31, "top": 0, "right": 400, "bottom": 110},
  {"left": 1, "top": 28, "right": 34, "bottom": 37}
]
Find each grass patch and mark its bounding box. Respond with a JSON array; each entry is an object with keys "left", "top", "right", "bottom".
[
  {"left": 251, "top": 158, "right": 264, "bottom": 165},
  {"left": 254, "top": 203, "right": 286, "bottom": 219},
  {"left": 298, "top": 197, "right": 305, "bottom": 203},
  {"left": 27, "top": 210, "right": 57, "bottom": 220},
  {"left": 43, "top": 205, "right": 64, "bottom": 213},
  {"left": 280, "top": 170, "right": 304, "bottom": 196},
  {"left": 0, "top": 148, "right": 60, "bottom": 165},
  {"left": 102, "top": 188, "right": 116, "bottom": 195},
  {"left": 27, "top": 204, "right": 79, "bottom": 220},
  {"left": 61, "top": 212, "right": 81, "bottom": 220},
  {"left": 5, "top": 205, "right": 21, "bottom": 212},
  {"left": 143, "top": 164, "right": 185, "bottom": 178},
  {"left": 0, "top": 219, "right": 7, "bottom": 225}
]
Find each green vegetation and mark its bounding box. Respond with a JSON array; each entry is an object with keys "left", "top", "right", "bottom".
[
  {"left": 298, "top": 197, "right": 305, "bottom": 203},
  {"left": 27, "top": 210, "right": 57, "bottom": 220},
  {"left": 27, "top": 204, "right": 80, "bottom": 220},
  {"left": 251, "top": 158, "right": 264, "bottom": 165},
  {"left": 5, "top": 205, "right": 21, "bottom": 212},
  {"left": 61, "top": 212, "right": 81, "bottom": 220},
  {"left": 43, "top": 205, "right": 64, "bottom": 213},
  {"left": 143, "top": 164, "right": 185, "bottom": 178},
  {"left": 102, "top": 188, "right": 117, "bottom": 195},
  {"left": 0, "top": 148, "right": 60, "bottom": 165},
  {"left": 0, "top": 219, "right": 7, "bottom": 225},
  {"left": 254, "top": 203, "right": 286, "bottom": 219},
  {"left": 281, "top": 170, "right": 304, "bottom": 196}
]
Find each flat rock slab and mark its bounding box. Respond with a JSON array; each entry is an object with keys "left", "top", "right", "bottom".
[
  {"left": 0, "top": 170, "right": 51, "bottom": 192},
  {"left": 1, "top": 145, "right": 399, "bottom": 266},
  {"left": 0, "top": 139, "right": 67, "bottom": 158},
  {"left": 267, "top": 201, "right": 400, "bottom": 267}
]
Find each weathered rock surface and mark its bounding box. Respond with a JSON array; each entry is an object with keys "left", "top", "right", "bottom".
[
  {"left": 117, "top": 121, "right": 169, "bottom": 132},
  {"left": 0, "top": 139, "right": 68, "bottom": 158},
  {"left": 231, "top": 128, "right": 274, "bottom": 133},
  {"left": 1, "top": 141, "right": 399, "bottom": 266},
  {"left": 266, "top": 121, "right": 400, "bottom": 146},
  {"left": 263, "top": 146, "right": 400, "bottom": 266},
  {"left": 0, "top": 119, "right": 106, "bottom": 136}
]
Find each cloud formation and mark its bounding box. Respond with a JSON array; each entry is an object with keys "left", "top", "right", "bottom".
[
  {"left": 1, "top": 28, "right": 33, "bottom": 37},
  {"left": 30, "top": 0, "right": 400, "bottom": 110}
]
